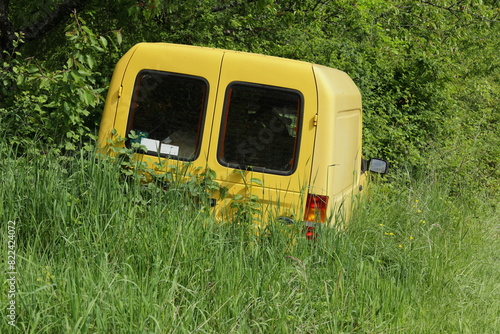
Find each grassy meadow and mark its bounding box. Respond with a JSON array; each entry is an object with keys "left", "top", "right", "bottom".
[{"left": 1, "top": 145, "right": 499, "bottom": 333}]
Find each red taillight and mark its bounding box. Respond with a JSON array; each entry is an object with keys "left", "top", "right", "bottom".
[
  {"left": 303, "top": 194, "right": 328, "bottom": 240},
  {"left": 304, "top": 226, "right": 316, "bottom": 240},
  {"left": 304, "top": 193, "right": 328, "bottom": 223}
]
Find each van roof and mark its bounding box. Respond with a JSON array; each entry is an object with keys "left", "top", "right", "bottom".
[
  {"left": 127, "top": 42, "right": 359, "bottom": 98},
  {"left": 131, "top": 42, "right": 313, "bottom": 65}
]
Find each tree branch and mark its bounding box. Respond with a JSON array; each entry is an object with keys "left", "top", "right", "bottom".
[
  {"left": 20, "top": 0, "right": 87, "bottom": 41},
  {"left": 0, "top": 0, "right": 14, "bottom": 54},
  {"left": 420, "top": 0, "right": 500, "bottom": 23},
  {"left": 0, "top": 0, "right": 87, "bottom": 57}
]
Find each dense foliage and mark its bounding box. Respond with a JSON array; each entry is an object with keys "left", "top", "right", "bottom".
[
  {"left": 1, "top": 0, "right": 498, "bottom": 196},
  {"left": 1, "top": 1, "right": 499, "bottom": 332}
]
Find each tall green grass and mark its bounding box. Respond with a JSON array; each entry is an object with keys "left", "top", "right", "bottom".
[{"left": 1, "top": 145, "right": 498, "bottom": 333}]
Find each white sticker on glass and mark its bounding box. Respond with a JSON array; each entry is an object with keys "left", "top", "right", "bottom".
[
  {"left": 160, "top": 144, "right": 179, "bottom": 156},
  {"left": 140, "top": 138, "right": 160, "bottom": 152}
]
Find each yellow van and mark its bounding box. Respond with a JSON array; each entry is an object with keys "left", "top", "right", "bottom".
[{"left": 98, "top": 43, "right": 387, "bottom": 234}]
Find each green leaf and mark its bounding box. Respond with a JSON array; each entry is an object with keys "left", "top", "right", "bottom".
[
  {"left": 77, "top": 70, "right": 92, "bottom": 76},
  {"left": 16, "top": 75, "right": 24, "bottom": 85},
  {"left": 86, "top": 55, "right": 95, "bottom": 69},
  {"left": 27, "top": 64, "right": 38, "bottom": 73},
  {"left": 78, "top": 89, "right": 95, "bottom": 106},
  {"left": 99, "top": 36, "right": 108, "bottom": 48},
  {"left": 205, "top": 168, "right": 216, "bottom": 180},
  {"left": 249, "top": 178, "right": 263, "bottom": 186},
  {"left": 116, "top": 31, "right": 123, "bottom": 45},
  {"left": 70, "top": 70, "right": 83, "bottom": 82},
  {"left": 65, "top": 141, "right": 76, "bottom": 151}
]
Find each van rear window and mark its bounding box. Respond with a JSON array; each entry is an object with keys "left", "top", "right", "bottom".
[
  {"left": 126, "top": 70, "right": 208, "bottom": 160},
  {"left": 218, "top": 83, "right": 302, "bottom": 174}
]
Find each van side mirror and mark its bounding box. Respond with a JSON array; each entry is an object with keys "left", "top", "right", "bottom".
[{"left": 368, "top": 158, "right": 388, "bottom": 174}]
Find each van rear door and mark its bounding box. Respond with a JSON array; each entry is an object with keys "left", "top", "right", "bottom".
[
  {"left": 206, "top": 51, "right": 318, "bottom": 222},
  {"left": 113, "top": 43, "right": 224, "bottom": 172}
]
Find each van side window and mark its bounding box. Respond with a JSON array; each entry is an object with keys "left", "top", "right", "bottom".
[
  {"left": 127, "top": 70, "right": 208, "bottom": 160},
  {"left": 219, "top": 83, "right": 302, "bottom": 174}
]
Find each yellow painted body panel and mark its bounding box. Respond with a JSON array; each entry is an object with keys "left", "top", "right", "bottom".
[
  {"left": 309, "top": 65, "right": 364, "bottom": 224},
  {"left": 207, "top": 51, "right": 317, "bottom": 221},
  {"left": 98, "top": 45, "right": 138, "bottom": 144},
  {"left": 98, "top": 43, "right": 365, "bottom": 226}
]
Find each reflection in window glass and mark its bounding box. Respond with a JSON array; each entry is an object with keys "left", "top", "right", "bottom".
[
  {"left": 219, "top": 83, "right": 302, "bottom": 174},
  {"left": 127, "top": 70, "right": 207, "bottom": 160}
]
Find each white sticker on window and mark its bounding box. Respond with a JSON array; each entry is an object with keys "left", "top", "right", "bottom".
[
  {"left": 160, "top": 144, "right": 179, "bottom": 156},
  {"left": 140, "top": 138, "right": 160, "bottom": 152}
]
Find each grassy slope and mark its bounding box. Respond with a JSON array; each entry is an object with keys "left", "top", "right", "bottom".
[{"left": 1, "top": 147, "right": 498, "bottom": 333}]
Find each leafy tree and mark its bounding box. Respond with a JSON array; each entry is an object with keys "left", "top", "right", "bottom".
[
  {"left": 1, "top": 13, "right": 122, "bottom": 152},
  {"left": 0, "top": 0, "right": 88, "bottom": 58}
]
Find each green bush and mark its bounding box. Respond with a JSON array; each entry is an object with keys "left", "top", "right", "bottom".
[{"left": 0, "top": 14, "right": 122, "bottom": 153}]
